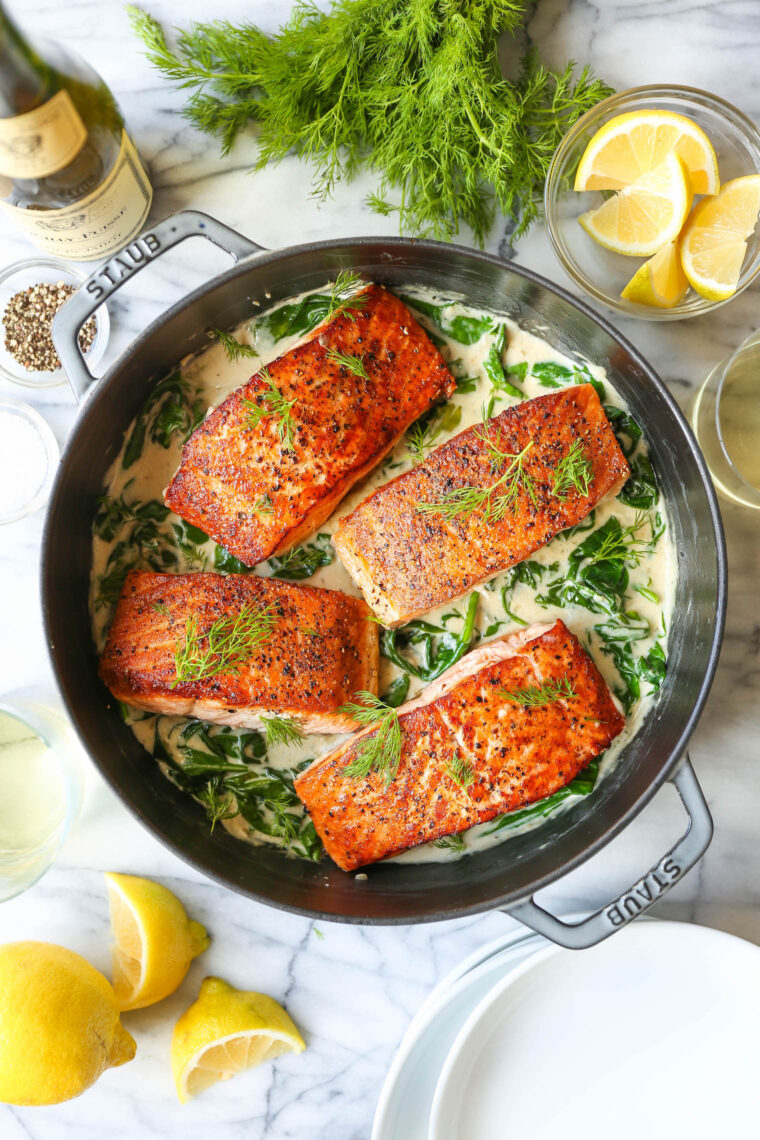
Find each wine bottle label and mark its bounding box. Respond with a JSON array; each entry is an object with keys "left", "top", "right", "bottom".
[
  {"left": 0, "top": 90, "right": 87, "bottom": 179},
  {"left": 0, "top": 131, "right": 153, "bottom": 260}
]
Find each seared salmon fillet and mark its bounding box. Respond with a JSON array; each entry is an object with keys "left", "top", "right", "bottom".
[
  {"left": 333, "top": 385, "right": 630, "bottom": 625},
  {"left": 99, "top": 570, "right": 379, "bottom": 733},
  {"left": 164, "top": 284, "right": 455, "bottom": 566},
  {"left": 294, "top": 619, "right": 624, "bottom": 870}
]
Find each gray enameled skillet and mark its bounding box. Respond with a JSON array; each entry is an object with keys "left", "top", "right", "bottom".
[{"left": 44, "top": 211, "right": 726, "bottom": 948}]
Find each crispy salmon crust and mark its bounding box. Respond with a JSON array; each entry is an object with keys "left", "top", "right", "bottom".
[
  {"left": 98, "top": 570, "right": 379, "bottom": 734},
  {"left": 294, "top": 619, "right": 625, "bottom": 871},
  {"left": 164, "top": 284, "right": 455, "bottom": 566},
  {"left": 333, "top": 385, "right": 630, "bottom": 625}
]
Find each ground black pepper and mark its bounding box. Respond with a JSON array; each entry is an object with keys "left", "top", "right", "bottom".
[{"left": 2, "top": 281, "right": 97, "bottom": 373}]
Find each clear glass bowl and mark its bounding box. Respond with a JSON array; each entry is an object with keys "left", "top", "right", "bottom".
[
  {"left": 0, "top": 256, "right": 109, "bottom": 387},
  {"left": 0, "top": 397, "right": 60, "bottom": 523},
  {"left": 544, "top": 85, "right": 760, "bottom": 320}
]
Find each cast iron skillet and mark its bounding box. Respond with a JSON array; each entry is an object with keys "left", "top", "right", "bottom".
[{"left": 44, "top": 211, "right": 726, "bottom": 948}]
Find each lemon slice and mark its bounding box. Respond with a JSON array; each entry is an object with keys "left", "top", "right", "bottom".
[
  {"left": 106, "top": 872, "right": 209, "bottom": 1011},
  {"left": 171, "top": 977, "right": 305, "bottom": 1103},
  {"left": 679, "top": 174, "right": 760, "bottom": 301},
  {"left": 620, "top": 241, "right": 689, "bottom": 308},
  {"left": 574, "top": 109, "right": 719, "bottom": 195},
  {"left": 578, "top": 151, "right": 693, "bottom": 257}
]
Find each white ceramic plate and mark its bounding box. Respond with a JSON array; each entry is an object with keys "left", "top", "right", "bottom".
[
  {"left": 429, "top": 920, "right": 760, "bottom": 1140},
  {"left": 372, "top": 926, "right": 546, "bottom": 1140}
]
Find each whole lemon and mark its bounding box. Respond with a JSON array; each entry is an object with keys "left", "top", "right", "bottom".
[{"left": 0, "top": 941, "right": 136, "bottom": 1105}]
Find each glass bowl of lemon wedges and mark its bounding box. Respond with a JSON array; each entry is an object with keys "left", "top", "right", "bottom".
[{"left": 545, "top": 85, "right": 760, "bottom": 319}]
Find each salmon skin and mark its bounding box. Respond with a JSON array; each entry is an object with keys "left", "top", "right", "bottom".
[
  {"left": 294, "top": 619, "right": 625, "bottom": 871},
  {"left": 333, "top": 385, "right": 630, "bottom": 626},
  {"left": 99, "top": 570, "right": 379, "bottom": 734},
  {"left": 164, "top": 284, "right": 455, "bottom": 567}
]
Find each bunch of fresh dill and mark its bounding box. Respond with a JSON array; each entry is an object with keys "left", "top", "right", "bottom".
[{"left": 128, "top": 1, "right": 610, "bottom": 244}]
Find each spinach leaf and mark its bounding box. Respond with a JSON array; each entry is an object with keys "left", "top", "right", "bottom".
[
  {"left": 618, "top": 453, "right": 659, "bottom": 509},
  {"left": 93, "top": 495, "right": 168, "bottom": 543},
  {"left": 382, "top": 673, "right": 410, "bottom": 708},
  {"left": 256, "top": 293, "right": 335, "bottom": 342},
  {"left": 536, "top": 518, "right": 631, "bottom": 617},
  {"left": 380, "top": 591, "right": 479, "bottom": 682},
  {"left": 532, "top": 361, "right": 572, "bottom": 388},
  {"left": 399, "top": 295, "right": 493, "bottom": 345},
  {"left": 483, "top": 324, "right": 522, "bottom": 398},
  {"left": 214, "top": 545, "right": 252, "bottom": 574},
  {"left": 604, "top": 404, "right": 643, "bottom": 459},
  {"left": 123, "top": 371, "right": 205, "bottom": 469},
  {"left": 267, "top": 533, "right": 335, "bottom": 579}
]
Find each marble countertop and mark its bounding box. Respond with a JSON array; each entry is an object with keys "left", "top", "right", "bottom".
[{"left": 2, "top": 1, "right": 759, "bottom": 1136}]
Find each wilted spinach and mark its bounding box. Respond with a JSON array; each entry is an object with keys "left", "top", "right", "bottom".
[
  {"left": 380, "top": 591, "right": 479, "bottom": 682},
  {"left": 123, "top": 371, "right": 204, "bottom": 469},
  {"left": 267, "top": 533, "right": 335, "bottom": 580}
]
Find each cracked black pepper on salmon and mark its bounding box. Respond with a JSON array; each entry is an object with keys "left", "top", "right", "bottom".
[
  {"left": 294, "top": 619, "right": 625, "bottom": 870},
  {"left": 333, "top": 385, "right": 630, "bottom": 625},
  {"left": 164, "top": 284, "right": 455, "bottom": 566},
  {"left": 98, "top": 570, "right": 379, "bottom": 733}
]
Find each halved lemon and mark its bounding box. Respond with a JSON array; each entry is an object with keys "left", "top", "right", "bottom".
[
  {"left": 574, "top": 109, "right": 720, "bottom": 195},
  {"left": 171, "top": 977, "right": 305, "bottom": 1103},
  {"left": 679, "top": 174, "right": 760, "bottom": 300},
  {"left": 578, "top": 151, "right": 693, "bottom": 257},
  {"left": 620, "top": 241, "right": 689, "bottom": 308},
  {"left": 106, "top": 872, "right": 209, "bottom": 1011}
]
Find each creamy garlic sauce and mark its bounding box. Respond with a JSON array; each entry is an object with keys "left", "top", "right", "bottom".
[{"left": 89, "top": 284, "right": 676, "bottom": 866}]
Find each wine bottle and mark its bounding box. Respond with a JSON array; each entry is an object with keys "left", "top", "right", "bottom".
[{"left": 0, "top": 2, "right": 152, "bottom": 260}]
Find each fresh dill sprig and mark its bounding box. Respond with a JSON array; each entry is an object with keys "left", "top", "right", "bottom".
[
  {"left": 416, "top": 428, "right": 536, "bottom": 522},
  {"left": 252, "top": 493, "right": 273, "bottom": 516},
  {"left": 302, "top": 626, "right": 320, "bottom": 638},
  {"left": 241, "top": 368, "right": 297, "bottom": 448},
  {"left": 500, "top": 676, "right": 576, "bottom": 708},
  {"left": 325, "top": 346, "right": 370, "bottom": 379},
  {"left": 405, "top": 404, "right": 462, "bottom": 466},
  {"left": 586, "top": 512, "right": 652, "bottom": 568},
  {"left": 326, "top": 271, "right": 368, "bottom": 322},
  {"left": 433, "top": 832, "right": 466, "bottom": 852},
  {"left": 340, "top": 692, "right": 402, "bottom": 785},
  {"left": 150, "top": 601, "right": 170, "bottom": 617},
  {"left": 173, "top": 603, "right": 276, "bottom": 685},
  {"left": 552, "top": 440, "right": 593, "bottom": 501},
  {"left": 212, "top": 328, "right": 258, "bottom": 362},
  {"left": 197, "top": 782, "right": 237, "bottom": 832},
  {"left": 446, "top": 752, "right": 475, "bottom": 790},
  {"left": 128, "top": 5, "right": 611, "bottom": 246},
  {"left": 261, "top": 714, "right": 305, "bottom": 748}
]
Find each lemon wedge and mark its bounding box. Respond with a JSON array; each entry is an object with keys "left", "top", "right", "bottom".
[
  {"left": 679, "top": 174, "right": 760, "bottom": 300},
  {"left": 620, "top": 241, "right": 689, "bottom": 308},
  {"left": 171, "top": 976, "right": 305, "bottom": 1103},
  {"left": 106, "top": 872, "right": 209, "bottom": 1011},
  {"left": 0, "top": 941, "right": 136, "bottom": 1105},
  {"left": 578, "top": 151, "right": 693, "bottom": 257},
  {"left": 574, "top": 109, "right": 719, "bottom": 196}
]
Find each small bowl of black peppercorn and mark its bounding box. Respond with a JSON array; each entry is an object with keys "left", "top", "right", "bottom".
[{"left": 0, "top": 257, "right": 110, "bottom": 390}]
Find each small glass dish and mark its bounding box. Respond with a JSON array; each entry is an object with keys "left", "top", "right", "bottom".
[
  {"left": 0, "top": 397, "right": 60, "bottom": 523},
  {"left": 0, "top": 693, "right": 83, "bottom": 903},
  {"left": 691, "top": 329, "right": 760, "bottom": 509},
  {"left": 544, "top": 85, "right": 760, "bottom": 320},
  {"left": 0, "top": 256, "right": 109, "bottom": 388}
]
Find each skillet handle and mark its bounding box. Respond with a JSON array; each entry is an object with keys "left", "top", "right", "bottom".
[
  {"left": 505, "top": 756, "right": 712, "bottom": 950},
  {"left": 52, "top": 209, "right": 264, "bottom": 402}
]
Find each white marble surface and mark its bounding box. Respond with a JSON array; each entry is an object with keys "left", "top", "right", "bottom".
[{"left": 1, "top": 1, "right": 759, "bottom": 1136}]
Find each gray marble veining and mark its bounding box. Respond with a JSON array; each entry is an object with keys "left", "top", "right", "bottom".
[{"left": 1, "top": 1, "right": 759, "bottom": 1136}]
